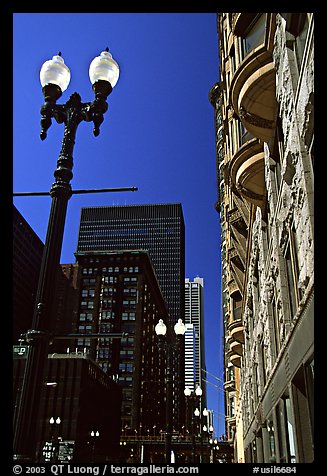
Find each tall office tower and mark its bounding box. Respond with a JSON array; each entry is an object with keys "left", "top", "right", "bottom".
[
  {"left": 76, "top": 203, "right": 185, "bottom": 327},
  {"left": 184, "top": 277, "right": 207, "bottom": 407},
  {"left": 184, "top": 323, "right": 196, "bottom": 391},
  {"left": 210, "top": 13, "right": 314, "bottom": 463}
]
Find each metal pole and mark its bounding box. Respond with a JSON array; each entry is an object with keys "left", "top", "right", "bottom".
[
  {"left": 192, "top": 402, "right": 196, "bottom": 464},
  {"left": 165, "top": 343, "right": 173, "bottom": 464},
  {"left": 13, "top": 186, "right": 138, "bottom": 197}
]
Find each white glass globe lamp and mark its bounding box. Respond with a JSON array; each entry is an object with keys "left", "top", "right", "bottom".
[
  {"left": 155, "top": 319, "right": 167, "bottom": 336},
  {"left": 195, "top": 385, "right": 203, "bottom": 397},
  {"left": 184, "top": 386, "right": 192, "bottom": 397},
  {"left": 40, "top": 53, "right": 71, "bottom": 92},
  {"left": 174, "top": 318, "right": 186, "bottom": 335},
  {"left": 89, "top": 49, "right": 119, "bottom": 88}
]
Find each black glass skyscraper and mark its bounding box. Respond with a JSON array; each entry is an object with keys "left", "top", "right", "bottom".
[{"left": 76, "top": 203, "right": 185, "bottom": 326}]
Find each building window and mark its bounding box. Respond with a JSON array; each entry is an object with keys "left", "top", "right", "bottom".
[
  {"left": 272, "top": 117, "right": 283, "bottom": 193},
  {"left": 83, "top": 278, "right": 96, "bottom": 285},
  {"left": 271, "top": 288, "right": 280, "bottom": 355},
  {"left": 284, "top": 397, "right": 296, "bottom": 463},
  {"left": 101, "top": 299, "right": 116, "bottom": 309},
  {"left": 82, "top": 289, "right": 95, "bottom": 297},
  {"left": 102, "top": 287, "right": 115, "bottom": 296},
  {"left": 229, "top": 395, "right": 235, "bottom": 417},
  {"left": 99, "top": 323, "right": 112, "bottom": 333},
  {"left": 253, "top": 259, "right": 260, "bottom": 303},
  {"left": 284, "top": 225, "right": 301, "bottom": 319},
  {"left": 123, "top": 288, "right": 137, "bottom": 296},
  {"left": 124, "top": 277, "right": 137, "bottom": 283},
  {"left": 98, "top": 348, "right": 110, "bottom": 359},
  {"left": 267, "top": 419, "right": 276, "bottom": 462},
  {"left": 122, "top": 312, "right": 136, "bottom": 321},
  {"left": 119, "top": 363, "right": 133, "bottom": 373},
  {"left": 79, "top": 312, "right": 93, "bottom": 322},
  {"left": 226, "top": 365, "right": 235, "bottom": 382},
  {"left": 122, "top": 300, "right": 136, "bottom": 309},
  {"left": 78, "top": 325, "right": 93, "bottom": 334},
  {"left": 102, "top": 276, "right": 117, "bottom": 284},
  {"left": 120, "top": 349, "right": 134, "bottom": 359},
  {"left": 285, "top": 14, "right": 310, "bottom": 91},
  {"left": 243, "top": 14, "right": 267, "bottom": 56},
  {"left": 121, "top": 336, "right": 135, "bottom": 346},
  {"left": 291, "top": 362, "right": 314, "bottom": 462},
  {"left": 101, "top": 310, "right": 115, "bottom": 320},
  {"left": 238, "top": 36, "right": 247, "bottom": 63},
  {"left": 230, "top": 44, "right": 236, "bottom": 73},
  {"left": 259, "top": 337, "right": 267, "bottom": 386},
  {"left": 305, "top": 358, "right": 314, "bottom": 437},
  {"left": 231, "top": 291, "right": 242, "bottom": 321}
]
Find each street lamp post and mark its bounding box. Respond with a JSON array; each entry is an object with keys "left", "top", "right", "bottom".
[
  {"left": 13, "top": 49, "right": 119, "bottom": 462},
  {"left": 184, "top": 385, "right": 202, "bottom": 463},
  {"left": 49, "top": 417, "right": 61, "bottom": 462},
  {"left": 90, "top": 430, "right": 100, "bottom": 462},
  {"left": 155, "top": 318, "right": 186, "bottom": 464}
]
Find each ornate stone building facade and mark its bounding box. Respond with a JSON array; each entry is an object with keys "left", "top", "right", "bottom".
[{"left": 209, "top": 13, "right": 314, "bottom": 463}]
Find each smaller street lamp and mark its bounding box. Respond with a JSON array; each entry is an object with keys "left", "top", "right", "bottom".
[
  {"left": 155, "top": 319, "right": 167, "bottom": 336},
  {"left": 184, "top": 386, "right": 203, "bottom": 463},
  {"left": 195, "top": 385, "right": 203, "bottom": 397},
  {"left": 49, "top": 416, "right": 61, "bottom": 462},
  {"left": 155, "top": 318, "right": 185, "bottom": 464},
  {"left": 90, "top": 430, "right": 100, "bottom": 462}
]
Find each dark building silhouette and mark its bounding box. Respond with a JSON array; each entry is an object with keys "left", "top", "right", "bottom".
[
  {"left": 52, "top": 263, "right": 81, "bottom": 353},
  {"left": 13, "top": 352, "right": 122, "bottom": 462},
  {"left": 13, "top": 205, "right": 44, "bottom": 342}
]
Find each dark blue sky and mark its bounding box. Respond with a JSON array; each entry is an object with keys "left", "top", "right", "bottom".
[{"left": 13, "top": 13, "right": 225, "bottom": 437}]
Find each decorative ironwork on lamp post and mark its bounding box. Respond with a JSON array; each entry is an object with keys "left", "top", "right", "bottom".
[
  {"left": 155, "top": 318, "right": 186, "bottom": 464},
  {"left": 13, "top": 49, "right": 119, "bottom": 462}
]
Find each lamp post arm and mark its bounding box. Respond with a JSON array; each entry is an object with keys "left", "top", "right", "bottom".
[{"left": 40, "top": 84, "right": 112, "bottom": 142}]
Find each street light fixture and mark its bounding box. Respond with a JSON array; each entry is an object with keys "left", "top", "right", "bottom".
[
  {"left": 184, "top": 386, "right": 202, "bottom": 463},
  {"left": 90, "top": 430, "right": 100, "bottom": 462},
  {"left": 13, "top": 49, "right": 119, "bottom": 462},
  {"left": 195, "top": 385, "right": 203, "bottom": 397},
  {"left": 155, "top": 318, "right": 185, "bottom": 464},
  {"left": 49, "top": 416, "right": 61, "bottom": 462}
]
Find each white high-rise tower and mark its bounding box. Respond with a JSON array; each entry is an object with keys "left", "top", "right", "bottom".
[{"left": 184, "top": 277, "right": 206, "bottom": 405}]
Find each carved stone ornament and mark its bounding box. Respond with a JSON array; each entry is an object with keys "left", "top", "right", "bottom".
[{"left": 239, "top": 106, "right": 274, "bottom": 129}]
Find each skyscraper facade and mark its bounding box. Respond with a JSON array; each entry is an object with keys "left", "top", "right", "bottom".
[
  {"left": 76, "top": 203, "right": 185, "bottom": 327},
  {"left": 184, "top": 323, "right": 196, "bottom": 391},
  {"left": 210, "top": 13, "right": 314, "bottom": 463},
  {"left": 184, "top": 277, "right": 207, "bottom": 406},
  {"left": 71, "top": 250, "right": 168, "bottom": 434}
]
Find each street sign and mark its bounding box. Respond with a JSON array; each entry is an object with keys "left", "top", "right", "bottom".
[
  {"left": 13, "top": 345, "right": 29, "bottom": 357},
  {"left": 58, "top": 440, "right": 75, "bottom": 462}
]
